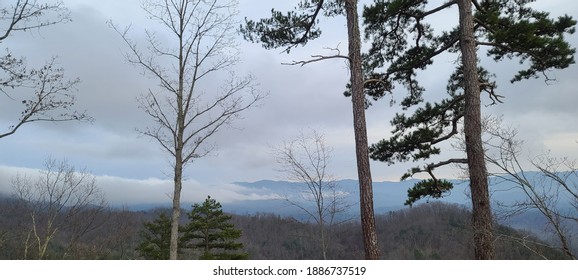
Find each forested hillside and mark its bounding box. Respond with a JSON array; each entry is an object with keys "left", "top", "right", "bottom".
[
  {"left": 0, "top": 195, "right": 567, "bottom": 260},
  {"left": 233, "top": 202, "right": 566, "bottom": 260}
]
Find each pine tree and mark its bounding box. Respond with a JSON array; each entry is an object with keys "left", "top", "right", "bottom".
[
  {"left": 181, "top": 196, "right": 248, "bottom": 260},
  {"left": 136, "top": 212, "right": 174, "bottom": 260},
  {"left": 362, "top": 0, "right": 575, "bottom": 259}
]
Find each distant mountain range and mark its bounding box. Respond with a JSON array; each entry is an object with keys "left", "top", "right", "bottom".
[
  {"left": 228, "top": 173, "right": 577, "bottom": 236},
  {"left": 125, "top": 178, "right": 471, "bottom": 215},
  {"left": 123, "top": 171, "right": 576, "bottom": 238},
  {"left": 225, "top": 178, "right": 468, "bottom": 216},
  {"left": 224, "top": 175, "right": 556, "bottom": 216},
  {"left": 123, "top": 172, "right": 573, "bottom": 217}
]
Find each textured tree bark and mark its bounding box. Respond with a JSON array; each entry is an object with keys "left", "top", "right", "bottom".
[
  {"left": 457, "top": 0, "right": 495, "bottom": 260},
  {"left": 345, "top": 0, "right": 380, "bottom": 260}
]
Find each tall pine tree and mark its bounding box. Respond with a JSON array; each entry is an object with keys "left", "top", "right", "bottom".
[
  {"left": 241, "top": 0, "right": 380, "bottom": 259},
  {"left": 362, "top": 0, "right": 575, "bottom": 259}
]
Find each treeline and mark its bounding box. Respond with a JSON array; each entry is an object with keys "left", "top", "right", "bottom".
[
  {"left": 0, "top": 195, "right": 567, "bottom": 260},
  {"left": 0, "top": 194, "right": 144, "bottom": 259},
  {"left": 234, "top": 202, "right": 567, "bottom": 260}
]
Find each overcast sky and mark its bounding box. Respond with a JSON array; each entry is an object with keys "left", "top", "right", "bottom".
[{"left": 1, "top": 0, "right": 577, "bottom": 206}]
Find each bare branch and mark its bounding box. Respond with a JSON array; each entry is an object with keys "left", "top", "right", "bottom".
[
  {"left": 0, "top": 0, "right": 70, "bottom": 41},
  {"left": 495, "top": 234, "right": 551, "bottom": 260},
  {"left": 0, "top": 2, "right": 88, "bottom": 139},
  {"left": 485, "top": 115, "right": 577, "bottom": 259},
  {"left": 282, "top": 45, "right": 349, "bottom": 66},
  {"left": 273, "top": 129, "right": 351, "bottom": 259},
  {"left": 0, "top": 57, "right": 90, "bottom": 139}
]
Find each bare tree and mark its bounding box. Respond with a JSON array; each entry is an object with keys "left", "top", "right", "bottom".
[
  {"left": 110, "top": 0, "right": 264, "bottom": 259},
  {"left": 483, "top": 116, "right": 578, "bottom": 259},
  {"left": 11, "top": 157, "right": 108, "bottom": 259},
  {"left": 0, "top": 0, "right": 90, "bottom": 139},
  {"left": 273, "top": 130, "right": 350, "bottom": 260}
]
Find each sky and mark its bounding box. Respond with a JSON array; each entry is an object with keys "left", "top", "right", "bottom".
[{"left": 1, "top": 0, "right": 577, "bottom": 206}]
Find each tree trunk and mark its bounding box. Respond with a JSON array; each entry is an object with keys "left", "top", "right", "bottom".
[
  {"left": 170, "top": 161, "right": 183, "bottom": 260},
  {"left": 318, "top": 200, "right": 327, "bottom": 260},
  {"left": 344, "top": 0, "right": 380, "bottom": 260},
  {"left": 170, "top": 98, "right": 185, "bottom": 260},
  {"left": 170, "top": 34, "right": 185, "bottom": 259},
  {"left": 457, "top": 0, "right": 495, "bottom": 260}
]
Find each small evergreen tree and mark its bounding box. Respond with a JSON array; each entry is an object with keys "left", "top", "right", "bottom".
[
  {"left": 135, "top": 212, "right": 173, "bottom": 260},
  {"left": 182, "top": 196, "right": 248, "bottom": 260}
]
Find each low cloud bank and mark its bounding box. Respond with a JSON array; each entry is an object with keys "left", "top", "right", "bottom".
[{"left": 0, "top": 165, "right": 282, "bottom": 207}]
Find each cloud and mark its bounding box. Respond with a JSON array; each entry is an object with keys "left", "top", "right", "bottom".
[
  {"left": 95, "top": 177, "right": 286, "bottom": 206},
  {"left": 0, "top": 165, "right": 284, "bottom": 206},
  {"left": 543, "top": 133, "right": 578, "bottom": 158},
  {"left": 0, "top": 165, "right": 39, "bottom": 196}
]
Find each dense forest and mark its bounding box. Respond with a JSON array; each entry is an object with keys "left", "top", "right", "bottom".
[
  {"left": 236, "top": 202, "right": 569, "bottom": 260},
  {"left": 0, "top": 194, "right": 568, "bottom": 260}
]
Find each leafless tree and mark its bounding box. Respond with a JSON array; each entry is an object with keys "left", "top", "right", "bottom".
[
  {"left": 11, "top": 157, "right": 108, "bottom": 259},
  {"left": 273, "top": 130, "right": 351, "bottom": 260},
  {"left": 110, "top": 0, "right": 264, "bottom": 259},
  {"left": 0, "top": 0, "right": 90, "bottom": 139},
  {"left": 483, "top": 116, "right": 578, "bottom": 259}
]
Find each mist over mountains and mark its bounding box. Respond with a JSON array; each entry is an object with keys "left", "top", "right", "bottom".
[
  {"left": 201, "top": 172, "right": 577, "bottom": 239},
  {"left": 217, "top": 173, "right": 573, "bottom": 215},
  {"left": 224, "top": 179, "right": 466, "bottom": 216},
  {"left": 125, "top": 171, "right": 574, "bottom": 217}
]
